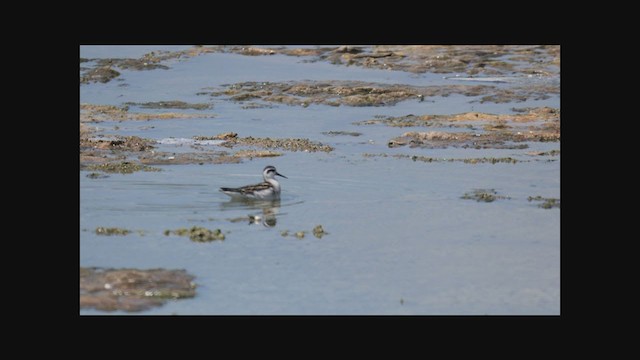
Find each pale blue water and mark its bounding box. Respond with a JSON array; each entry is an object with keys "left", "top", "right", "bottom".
[{"left": 80, "top": 45, "right": 560, "bottom": 315}]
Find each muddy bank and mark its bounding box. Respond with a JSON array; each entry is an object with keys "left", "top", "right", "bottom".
[
  {"left": 355, "top": 107, "right": 559, "bottom": 127},
  {"left": 387, "top": 128, "right": 558, "bottom": 150},
  {"left": 80, "top": 267, "right": 196, "bottom": 312},
  {"left": 357, "top": 107, "right": 560, "bottom": 150},
  {"left": 81, "top": 45, "right": 560, "bottom": 85},
  {"left": 125, "top": 101, "right": 212, "bottom": 110},
  {"left": 84, "top": 161, "right": 162, "bottom": 174},
  {"left": 197, "top": 132, "right": 334, "bottom": 152},
  {"left": 363, "top": 153, "right": 532, "bottom": 164},
  {"left": 196, "top": 45, "right": 560, "bottom": 76},
  {"left": 80, "top": 104, "right": 230, "bottom": 171},
  {"left": 80, "top": 104, "right": 214, "bottom": 122},
  {"left": 80, "top": 47, "right": 220, "bottom": 84},
  {"left": 204, "top": 80, "right": 556, "bottom": 107},
  {"left": 315, "top": 45, "right": 560, "bottom": 76},
  {"left": 322, "top": 131, "right": 362, "bottom": 137}
]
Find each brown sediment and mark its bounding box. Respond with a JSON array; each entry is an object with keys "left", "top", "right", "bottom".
[
  {"left": 125, "top": 101, "right": 212, "bottom": 110},
  {"left": 80, "top": 267, "right": 196, "bottom": 312},
  {"left": 95, "top": 227, "right": 131, "bottom": 236},
  {"left": 138, "top": 152, "right": 242, "bottom": 165},
  {"left": 81, "top": 135, "right": 156, "bottom": 152},
  {"left": 80, "top": 46, "right": 225, "bottom": 84},
  {"left": 363, "top": 153, "right": 526, "bottom": 164},
  {"left": 386, "top": 129, "right": 558, "bottom": 149},
  {"left": 79, "top": 104, "right": 232, "bottom": 170},
  {"left": 207, "top": 80, "right": 485, "bottom": 107},
  {"left": 233, "top": 150, "right": 282, "bottom": 158},
  {"left": 205, "top": 80, "right": 556, "bottom": 107},
  {"left": 80, "top": 103, "right": 214, "bottom": 122},
  {"left": 193, "top": 132, "right": 238, "bottom": 141},
  {"left": 81, "top": 45, "right": 560, "bottom": 85},
  {"left": 355, "top": 107, "right": 559, "bottom": 127},
  {"left": 84, "top": 161, "right": 162, "bottom": 174},
  {"left": 80, "top": 66, "right": 121, "bottom": 84},
  {"left": 322, "top": 131, "right": 362, "bottom": 137},
  {"left": 216, "top": 135, "right": 334, "bottom": 152},
  {"left": 208, "top": 45, "right": 559, "bottom": 76},
  {"left": 353, "top": 107, "right": 560, "bottom": 149},
  {"left": 80, "top": 132, "right": 162, "bottom": 171}
]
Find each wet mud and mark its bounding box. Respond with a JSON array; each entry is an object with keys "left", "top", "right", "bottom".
[
  {"left": 80, "top": 267, "right": 196, "bottom": 312},
  {"left": 125, "top": 101, "right": 212, "bottom": 110},
  {"left": 95, "top": 227, "right": 131, "bottom": 236},
  {"left": 84, "top": 161, "right": 162, "bottom": 174},
  {"left": 322, "top": 131, "right": 362, "bottom": 137},
  {"left": 80, "top": 104, "right": 214, "bottom": 122},
  {"left": 358, "top": 107, "right": 560, "bottom": 150},
  {"left": 363, "top": 153, "right": 527, "bottom": 164},
  {"left": 81, "top": 45, "right": 559, "bottom": 85},
  {"left": 215, "top": 134, "right": 334, "bottom": 152},
  {"left": 355, "top": 107, "right": 559, "bottom": 127},
  {"left": 80, "top": 47, "right": 219, "bottom": 84},
  {"left": 192, "top": 45, "right": 559, "bottom": 76},
  {"left": 206, "top": 80, "right": 557, "bottom": 107}
]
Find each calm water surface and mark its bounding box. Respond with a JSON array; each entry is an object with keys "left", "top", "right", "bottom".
[{"left": 80, "top": 45, "right": 560, "bottom": 315}]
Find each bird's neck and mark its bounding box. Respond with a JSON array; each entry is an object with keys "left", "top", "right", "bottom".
[{"left": 265, "top": 178, "right": 280, "bottom": 192}]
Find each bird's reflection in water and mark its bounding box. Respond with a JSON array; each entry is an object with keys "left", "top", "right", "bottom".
[{"left": 221, "top": 198, "right": 282, "bottom": 228}]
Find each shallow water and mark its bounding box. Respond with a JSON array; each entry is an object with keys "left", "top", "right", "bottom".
[{"left": 80, "top": 45, "right": 560, "bottom": 315}]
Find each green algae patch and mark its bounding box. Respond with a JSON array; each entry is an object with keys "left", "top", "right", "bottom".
[
  {"left": 280, "top": 225, "right": 328, "bottom": 239},
  {"left": 528, "top": 196, "right": 560, "bottom": 209},
  {"left": 165, "top": 226, "right": 226, "bottom": 242},
  {"left": 95, "top": 227, "right": 131, "bottom": 236},
  {"left": 312, "top": 225, "right": 328, "bottom": 239},
  {"left": 461, "top": 189, "right": 511, "bottom": 203},
  {"left": 80, "top": 267, "right": 196, "bottom": 312}
]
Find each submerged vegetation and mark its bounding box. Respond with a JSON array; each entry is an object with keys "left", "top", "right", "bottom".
[
  {"left": 528, "top": 196, "right": 560, "bottom": 209},
  {"left": 164, "top": 226, "right": 226, "bottom": 242},
  {"left": 461, "top": 189, "right": 511, "bottom": 203}
]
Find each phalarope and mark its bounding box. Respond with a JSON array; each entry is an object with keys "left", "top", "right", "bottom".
[{"left": 220, "top": 165, "right": 287, "bottom": 200}]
